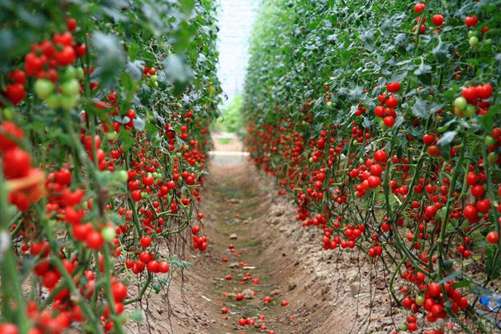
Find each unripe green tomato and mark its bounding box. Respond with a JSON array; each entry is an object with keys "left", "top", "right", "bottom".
[
  {"left": 116, "top": 170, "right": 129, "bottom": 183},
  {"left": 46, "top": 94, "right": 62, "bottom": 109},
  {"left": 64, "top": 66, "right": 77, "bottom": 80},
  {"left": 326, "top": 101, "right": 332, "bottom": 107},
  {"left": 464, "top": 105, "right": 476, "bottom": 117},
  {"left": 61, "top": 79, "right": 80, "bottom": 96},
  {"left": 469, "top": 36, "right": 479, "bottom": 47},
  {"left": 34, "top": 79, "right": 55, "bottom": 100},
  {"left": 399, "top": 323, "right": 407, "bottom": 331},
  {"left": 468, "top": 31, "right": 478, "bottom": 38},
  {"left": 76, "top": 67, "right": 84, "bottom": 80},
  {"left": 485, "top": 136, "right": 496, "bottom": 146},
  {"left": 484, "top": 38, "right": 492, "bottom": 46},
  {"left": 60, "top": 95, "right": 79, "bottom": 111},
  {"left": 142, "top": 192, "right": 149, "bottom": 199},
  {"left": 2, "top": 107, "right": 14, "bottom": 120},
  {"left": 101, "top": 226, "right": 116, "bottom": 242},
  {"left": 150, "top": 75, "right": 157, "bottom": 82},
  {"left": 105, "top": 132, "right": 118, "bottom": 140},
  {"left": 415, "top": 294, "right": 425, "bottom": 306},
  {"left": 453, "top": 96, "right": 467, "bottom": 111}
]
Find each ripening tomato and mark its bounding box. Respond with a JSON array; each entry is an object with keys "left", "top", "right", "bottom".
[
  {"left": 66, "top": 18, "right": 77, "bottom": 31},
  {"left": 2, "top": 147, "right": 31, "bottom": 179},
  {"left": 386, "top": 82, "right": 401, "bottom": 92},
  {"left": 464, "top": 15, "right": 478, "bottom": 27},
  {"left": 431, "top": 14, "right": 444, "bottom": 26},
  {"left": 414, "top": 3, "right": 426, "bottom": 13},
  {"left": 486, "top": 231, "right": 499, "bottom": 244}
]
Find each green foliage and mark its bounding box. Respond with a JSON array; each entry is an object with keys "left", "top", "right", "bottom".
[{"left": 214, "top": 95, "right": 244, "bottom": 134}]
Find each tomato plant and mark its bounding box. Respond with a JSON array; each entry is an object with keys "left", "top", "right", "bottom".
[
  {"left": 244, "top": 0, "right": 500, "bottom": 333},
  {"left": 0, "top": 1, "right": 220, "bottom": 333}
]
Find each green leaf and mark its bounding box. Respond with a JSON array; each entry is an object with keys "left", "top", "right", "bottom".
[{"left": 486, "top": 245, "right": 501, "bottom": 279}]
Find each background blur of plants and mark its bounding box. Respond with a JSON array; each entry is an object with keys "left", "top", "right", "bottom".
[{"left": 212, "top": 95, "right": 244, "bottom": 135}]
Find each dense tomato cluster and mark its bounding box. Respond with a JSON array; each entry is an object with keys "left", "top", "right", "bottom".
[
  {"left": 0, "top": 1, "right": 220, "bottom": 333},
  {"left": 245, "top": 1, "right": 499, "bottom": 333}
]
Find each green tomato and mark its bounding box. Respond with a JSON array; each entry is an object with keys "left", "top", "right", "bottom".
[
  {"left": 484, "top": 38, "right": 492, "bottom": 46},
  {"left": 453, "top": 96, "right": 467, "bottom": 111},
  {"left": 76, "top": 67, "right": 85, "bottom": 80},
  {"left": 46, "top": 94, "right": 61, "bottom": 109},
  {"left": 485, "top": 136, "right": 496, "bottom": 146},
  {"left": 116, "top": 170, "right": 129, "bottom": 183},
  {"left": 415, "top": 294, "right": 424, "bottom": 306},
  {"left": 464, "top": 105, "right": 476, "bottom": 117},
  {"left": 64, "top": 66, "right": 77, "bottom": 80},
  {"left": 469, "top": 36, "right": 479, "bottom": 47},
  {"left": 61, "top": 79, "right": 80, "bottom": 97},
  {"left": 101, "top": 226, "right": 116, "bottom": 242},
  {"left": 34, "top": 79, "right": 55, "bottom": 100},
  {"left": 2, "top": 107, "right": 14, "bottom": 120},
  {"left": 105, "top": 132, "right": 118, "bottom": 141},
  {"left": 60, "top": 95, "right": 79, "bottom": 111},
  {"left": 468, "top": 31, "right": 478, "bottom": 38},
  {"left": 142, "top": 192, "right": 149, "bottom": 199}
]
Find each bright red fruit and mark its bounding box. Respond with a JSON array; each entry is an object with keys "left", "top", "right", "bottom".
[
  {"left": 486, "top": 231, "right": 499, "bottom": 244},
  {"left": 464, "top": 15, "right": 478, "bottom": 27},
  {"left": 431, "top": 14, "right": 444, "bottom": 26},
  {"left": 414, "top": 3, "right": 426, "bottom": 14}
]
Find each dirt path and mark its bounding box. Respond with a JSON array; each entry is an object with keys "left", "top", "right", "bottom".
[
  {"left": 198, "top": 158, "right": 297, "bottom": 333},
  {"left": 132, "top": 138, "right": 399, "bottom": 334}
]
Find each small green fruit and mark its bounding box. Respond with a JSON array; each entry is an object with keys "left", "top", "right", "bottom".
[
  {"left": 485, "top": 136, "right": 495, "bottom": 146},
  {"left": 469, "top": 36, "right": 479, "bottom": 47},
  {"left": 64, "top": 66, "right": 77, "bottom": 80},
  {"left": 61, "top": 79, "right": 80, "bottom": 96},
  {"left": 60, "top": 95, "right": 79, "bottom": 111},
  {"left": 453, "top": 96, "right": 467, "bottom": 111},
  {"left": 468, "top": 31, "right": 478, "bottom": 38},
  {"left": 105, "top": 132, "right": 118, "bottom": 141},
  {"left": 101, "top": 226, "right": 116, "bottom": 242},
  {"left": 46, "top": 94, "right": 61, "bottom": 109},
  {"left": 76, "top": 67, "right": 85, "bottom": 80},
  {"left": 34, "top": 79, "right": 54, "bottom": 100},
  {"left": 2, "top": 107, "right": 14, "bottom": 120},
  {"left": 116, "top": 170, "right": 129, "bottom": 183},
  {"left": 415, "top": 294, "right": 424, "bottom": 306}
]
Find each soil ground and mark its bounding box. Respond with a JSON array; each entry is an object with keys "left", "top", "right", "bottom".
[{"left": 126, "top": 136, "right": 400, "bottom": 334}]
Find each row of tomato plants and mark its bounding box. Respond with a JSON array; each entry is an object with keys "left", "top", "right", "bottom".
[
  {"left": 0, "top": 1, "right": 220, "bottom": 333},
  {"left": 244, "top": 0, "right": 500, "bottom": 333}
]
